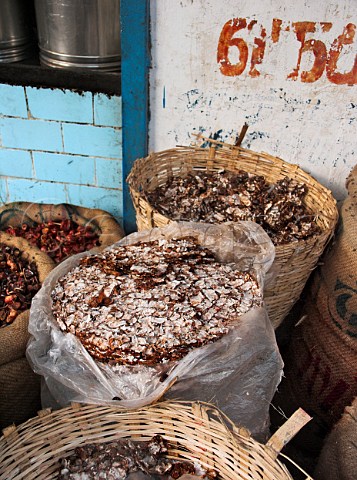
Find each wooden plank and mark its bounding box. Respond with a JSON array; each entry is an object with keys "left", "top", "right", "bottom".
[{"left": 266, "top": 408, "right": 312, "bottom": 458}]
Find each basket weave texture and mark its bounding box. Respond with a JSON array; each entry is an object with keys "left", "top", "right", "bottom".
[
  {"left": 0, "top": 401, "right": 299, "bottom": 480},
  {"left": 128, "top": 144, "right": 338, "bottom": 328}
]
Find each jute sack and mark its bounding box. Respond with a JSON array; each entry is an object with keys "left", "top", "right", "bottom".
[
  {"left": 0, "top": 233, "right": 55, "bottom": 430},
  {"left": 283, "top": 164, "right": 357, "bottom": 428},
  {"left": 315, "top": 397, "right": 357, "bottom": 480},
  {"left": 0, "top": 232, "right": 55, "bottom": 365},
  {"left": 0, "top": 202, "right": 125, "bottom": 253},
  {"left": 0, "top": 357, "right": 41, "bottom": 431}
]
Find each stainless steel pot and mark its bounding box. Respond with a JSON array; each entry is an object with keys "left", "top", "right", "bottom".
[
  {"left": 34, "top": 0, "right": 121, "bottom": 71},
  {"left": 0, "top": 0, "right": 34, "bottom": 63}
]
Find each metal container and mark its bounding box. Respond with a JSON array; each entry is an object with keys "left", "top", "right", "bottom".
[
  {"left": 34, "top": 0, "right": 121, "bottom": 71},
  {"left": 0, "top": 0, "right": 34, "bottom": 63}
]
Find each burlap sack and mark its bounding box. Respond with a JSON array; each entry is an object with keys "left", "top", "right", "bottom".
[
  {"left": 0, "top": 232, "right": 55, "bottom": 366},
  {"left": 315, "top": 397, "right": 357, "bottom": 480},
  {"left": 0, "top": 356, "right": 41, "bottom": 431},
  {"left": 0, "top": 202, "right": 124, "bottom": 251},
  {"left": 282, "top": 164, "right": 357, "bottom": 428}
]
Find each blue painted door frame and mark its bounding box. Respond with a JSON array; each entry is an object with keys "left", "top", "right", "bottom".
[{"left": 120, "top": 0, "right": 150, "bottom": 233}]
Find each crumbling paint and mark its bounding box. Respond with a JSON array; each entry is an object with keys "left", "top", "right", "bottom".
[{"left": 149, "top": 0, "right": 356, "bottom": 200}]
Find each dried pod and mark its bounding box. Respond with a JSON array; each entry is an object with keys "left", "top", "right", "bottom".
[
  {"left": 145, "top": 171, "right": 320, "bottom": 245},
  {"left": 6, "top": 220, "right": 101, "bottom": 263},
  {"left": 57, "top": 436, "right": 207, "bottom": 480},
  {"left": 0, "top": 243, "right": 41, "bottom": 327}
]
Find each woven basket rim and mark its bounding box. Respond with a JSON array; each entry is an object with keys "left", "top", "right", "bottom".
[
  {"left": 0, "top": 401, "right": 300, "bottom": 480},
  {"left": 127, "top": 145, "right": 338, "bottom": 231}
]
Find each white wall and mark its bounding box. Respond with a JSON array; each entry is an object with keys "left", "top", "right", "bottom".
[{"left": 149, "top": 0, "right": 356, "bottom": 200}]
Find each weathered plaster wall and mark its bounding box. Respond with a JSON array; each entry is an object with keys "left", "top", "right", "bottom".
[{"left": 149, "top": 0, "right": 356, "bottom": 200}]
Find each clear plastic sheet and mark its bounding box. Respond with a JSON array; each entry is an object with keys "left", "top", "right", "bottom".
[{"left": 27, "top": 221, "right": 283, "bottom": 439}]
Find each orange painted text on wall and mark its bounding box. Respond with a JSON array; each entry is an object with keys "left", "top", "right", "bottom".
[{"left": 217, "top": 18, "right": 357, "bottom": 85}]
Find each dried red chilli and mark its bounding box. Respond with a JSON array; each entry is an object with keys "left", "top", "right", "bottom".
[
  {"left": 0, "top": 243, "right": 41, "bottom": 327},
  {"left": 6, "top": 219, "right": 100, "bottom": 263}
]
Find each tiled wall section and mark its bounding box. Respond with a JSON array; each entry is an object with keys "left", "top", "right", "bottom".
[{"left": 0, "top": 84, "right": 123, "bottom": 225}]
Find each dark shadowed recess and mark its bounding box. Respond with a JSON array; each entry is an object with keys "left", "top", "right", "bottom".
[{"left": 0, "top": 55, "right": 121, "bottom": 96}]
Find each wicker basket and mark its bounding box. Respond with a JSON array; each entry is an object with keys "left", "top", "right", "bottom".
[
  {"left": 0, "top": 401, "right": 313, "bottom": 480},
  {"left": 128, "top": 142, "right": 338, "bottom": 328}
]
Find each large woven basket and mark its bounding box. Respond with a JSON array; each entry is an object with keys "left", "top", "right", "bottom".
[
  {"left": 0, "top": 401, "right": 312, "bottom": 480},
  {"left": 128, "top": 142, "right": 338, "bottom": 328}
]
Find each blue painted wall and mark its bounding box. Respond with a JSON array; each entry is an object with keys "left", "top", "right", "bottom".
[{"left": 0, "top": 84, "right": 123, "bottom": 225}]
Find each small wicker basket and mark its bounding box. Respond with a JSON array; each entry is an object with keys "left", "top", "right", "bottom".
[
  {"left": 127, "top": 141, "right": 338, "bottom": 328},
  {"left": 0, "top": 401, "right": 312, "bottom": 480}
]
